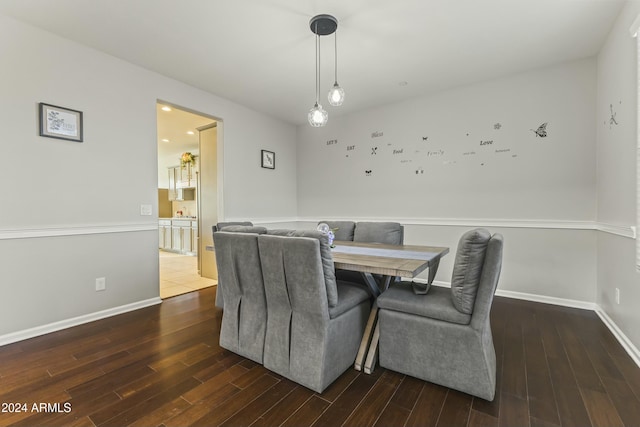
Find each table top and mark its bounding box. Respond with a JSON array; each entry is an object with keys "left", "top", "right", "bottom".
[{"left": 331, "top": 240, "right": 450, "bottom": 278}]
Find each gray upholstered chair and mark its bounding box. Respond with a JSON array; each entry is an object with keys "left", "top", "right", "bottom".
[
  {"left": 212, "top": 227, "right": 268, "bottom": 363},
  {"left": 377, "top": 228, "right": 503, "bottom": 401},
  {"left": 354, "top": 221, "right": 404, "bottom": 245},
  {"left": 258, "top": 230, "right": 371, "bottom": 393},
  {"left": 317, "top": 220, "right": 356, "bottom": 241},
  {"left": 212, "top": 222, "right": 256, "bottom": 308}
]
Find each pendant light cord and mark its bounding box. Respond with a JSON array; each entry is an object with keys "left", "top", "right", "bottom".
[
  {"left": 315, "top": 24, "right": 321, "bottom": 104},
  {"left": 334, "top": 31, "right": 338, "bottom": 83}
]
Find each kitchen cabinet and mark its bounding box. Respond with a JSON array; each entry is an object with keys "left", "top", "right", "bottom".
[
  {"left": 168, "top": 165, "right": 197, "bottom": 201},
  {"left": 159, "top": 219, "right": 172, "bottom": 249},
  {"left": 171, "top": 219, "right": 195, "bottom": 254},
  {"left": 177, "top": 162, "right": 197, "bottom": 188}
]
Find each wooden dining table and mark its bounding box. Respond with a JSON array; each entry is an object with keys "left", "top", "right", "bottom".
[{"left": 331, "top": 240, "right": 450, "bottom": 374}]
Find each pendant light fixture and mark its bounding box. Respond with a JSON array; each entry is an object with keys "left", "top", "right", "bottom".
[
  {"left": 328, "top": 29, "right": 345, "bottom": 106},
  {"left": 308, "top": 14, "right": 343, "bottom": 127}
]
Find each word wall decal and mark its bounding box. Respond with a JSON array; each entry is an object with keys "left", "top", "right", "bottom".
[
  {"left": 609, "top": 104, "right": 619, "bottom": 129},
  {"left": 371, "top": 131, "right": 384, "bottom": 138}
]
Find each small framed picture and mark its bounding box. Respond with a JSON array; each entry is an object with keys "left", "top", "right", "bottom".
[
  {"left": 39, "top": 103, "right": 83, "bottom": 142},
  {"left": 261, "top": 150, "right": 275, "bottom": 169}
]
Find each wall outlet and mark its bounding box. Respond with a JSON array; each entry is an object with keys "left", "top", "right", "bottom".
[
  {"left": 140, "top": 204, "right": 152, "bottom": 216},
  {"left": 96, "top": 277, "right": 106, "bottom": 291},
  {"left": 615, "top": 288, "right": 620, "bottom": 305}
]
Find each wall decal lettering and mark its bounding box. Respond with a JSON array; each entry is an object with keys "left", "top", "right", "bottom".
[
  {"left": 463, "top": 151, "right": 476, "bottom": 156},
  {"left": 530, "top": 122, "right": 548, "bottom": 137},
  {"left": 393, "top": 149, "right": 404, "bottom": 155},
  {"left": 346, "top": 145, "right": 355, "bottom": 151},
  {"left": 494, "top": 123, "right": 502, "bottom": 130},
  {"left": 371, "top": 131, "right": 384, "bottom": 138},
  {"left": 415, "top": 167, "right": 424, "bottom": 174},
  {"left": 609, "top": 104, "right": 619, "bottom": 129},
  {"left": 326, "top": 139, "right": 338, "bottom": 146},
  {"left": 480, "top": 140, "right": 493, "bottom": 146},
  {"left": 371, "top": 147, "right": 378, "bottom": 155},
  {"left": 495, "top": 148, "right": 510, "bottom": 153},
  {"left": 426, "top": 150, "right": 444, "bottom": 157}
]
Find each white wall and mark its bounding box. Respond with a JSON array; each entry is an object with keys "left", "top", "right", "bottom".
[
  {"left": 297, "top": 58, "right": 598, "bottom": 302},
  {"left": 0, "top": 14, "right": 297, "bottom": 338},
  {"left": 596, "top": 1, "right": 640, "bottom": 351}
]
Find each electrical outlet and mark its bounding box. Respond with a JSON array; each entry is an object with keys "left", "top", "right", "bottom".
[
  {"left": 96, "top": 277, "right": 106, "bottom": 291},
  {"left": 140, "top": 204, "right": 152, "bottom": 216},
  {"left": 615, "top": 288, "right": 620, "bottom": 305}
]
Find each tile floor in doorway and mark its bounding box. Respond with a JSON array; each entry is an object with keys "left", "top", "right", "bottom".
[{"left": 159, "top": 250, "right": 217, "bottom": 299}]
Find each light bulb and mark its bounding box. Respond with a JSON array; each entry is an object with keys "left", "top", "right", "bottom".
[
  {"left": 328, "top": 82, "right": 345, "bottom": 106},
  {"left": 308, "top": 103, "right": 328, "bottom": 127}
]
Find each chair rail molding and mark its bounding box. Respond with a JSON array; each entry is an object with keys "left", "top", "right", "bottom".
[
  {"left": 299, "top": 217, "right": 636, "bottom": 238},
  {"left": 0, "top": 223, "right": 157, "bottom": 240}
]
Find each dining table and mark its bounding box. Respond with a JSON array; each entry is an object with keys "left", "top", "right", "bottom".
[{"left": 331, "top": 240, "right": 450, "bottom": 374}]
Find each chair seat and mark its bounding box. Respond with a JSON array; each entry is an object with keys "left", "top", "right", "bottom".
[
  {"left": 377, "top": 282, "right": 471, "bottom": 325},
  {"left": 329, "top": 281, "right": 372, "bottom": 319}
]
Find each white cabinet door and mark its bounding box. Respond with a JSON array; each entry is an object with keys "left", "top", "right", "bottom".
[
  {"left": 159, "top": 220, "right": 172, "bottom": 249},
  {"left": 182, "top": 226, "right": 191, "bottom": 253},
  {"left": 172, "top": 226, "right": 182, "bottom": 251},
  {"left": 191, "top": 222, "right": 198, "bottom": 254}
]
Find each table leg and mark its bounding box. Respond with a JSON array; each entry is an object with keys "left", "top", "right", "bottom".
[
  {"left": 364, "top": 321, "right": 380, "bottom": 374},
  {"left": 354, "top": 274, "right": 392, "bottom": 373},
  {"left": 354, "top": 301, "right": 377, "bottom": 371}
]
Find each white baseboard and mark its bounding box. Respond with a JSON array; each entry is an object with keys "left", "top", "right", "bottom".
[
  {"left": 0, "top": 297, "right": 162, "bottom": 347},
  {"left": 595, "top": 308, "right": 640, "bottom": 368}
]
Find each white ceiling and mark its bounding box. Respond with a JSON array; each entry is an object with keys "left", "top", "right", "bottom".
[{"left": 0, "top": 0, "right": 626, "bottom": 125}]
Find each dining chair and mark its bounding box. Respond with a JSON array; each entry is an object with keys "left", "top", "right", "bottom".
[
  {"left": 376, "top": 228, "right": 503, "bottom": 401},
  {"left": 353, "top": 221, "right": 404, "bottom": 245},
  {"left": 258, "top": 230, "right": 371, "bottom": 392},
  {"left": 212, "top": 227, "right": 268, "bottom": 363}
]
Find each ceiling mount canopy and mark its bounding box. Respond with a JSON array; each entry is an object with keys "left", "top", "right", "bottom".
[
  {"left": 309, "top": 14, "right": 337, "bottom": 36},
  {"left": 308, "top": 14, "right": 345, "bottom": 127}
]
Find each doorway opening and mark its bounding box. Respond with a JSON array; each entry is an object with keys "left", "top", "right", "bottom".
[{"left": 156, "top": 102, "right": 221, "bottom": 299}]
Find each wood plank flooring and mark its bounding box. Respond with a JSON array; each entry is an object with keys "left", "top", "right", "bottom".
[{"left": 1, "top": 287, "right": 639, "bottom": 427}]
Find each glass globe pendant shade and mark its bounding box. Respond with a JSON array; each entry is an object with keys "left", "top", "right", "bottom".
[
  {"left": 328, "top": 82, "right": 345, "bottom": 106},
  {"left": 308, "top": 102, "right": 328, "bottom": 127},
  {"left": 316, "top": 223, "right": 330, "bottom": 233}
]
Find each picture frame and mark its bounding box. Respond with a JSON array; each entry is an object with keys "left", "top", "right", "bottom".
[
  {"left": 39, "top": 103, "right": 83, "bottom": 142},
  {"left": 261, "top": 149, "right": 275, "bottom": 169}
]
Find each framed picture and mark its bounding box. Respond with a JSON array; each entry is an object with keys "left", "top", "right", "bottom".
[
  {"left": 39, "top": 103, "right": 83, "bottom": 142},
  {"left": 261, "top": 149, "right": 275, "bottom": 169}
]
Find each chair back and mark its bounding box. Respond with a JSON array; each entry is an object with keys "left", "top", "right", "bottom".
[
  {"left": 213, "top": 230, "right": 266, "bottom": 363},
  {"left": 258, "top": 234, "right": 331, "bottom": 378},
  {"left": 470, "top": 233, "right": 503, "bottom": 330},
  {"left": 213, "top": 221, "right": 253, "bottom": 232},
  {"left": 354, "top": 222, "right": 404, "bottom": 245}
]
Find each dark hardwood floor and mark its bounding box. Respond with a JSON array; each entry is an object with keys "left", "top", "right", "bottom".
[{"left": 1, "top": 287, "right": 639, "bottom": 427}]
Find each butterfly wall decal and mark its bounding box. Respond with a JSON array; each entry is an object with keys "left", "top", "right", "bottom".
[{"left": 530, "top": 122, "right": 548, "bottom": 138}]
